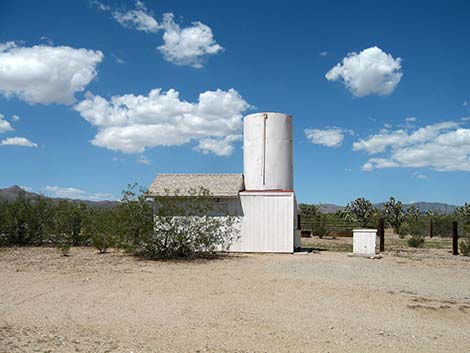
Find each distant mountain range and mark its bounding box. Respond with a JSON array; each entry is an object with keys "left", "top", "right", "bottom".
[
  {"left": 0, "top": 185, "right": 120, "bottom": 209},
  {"left": 316, "top": 204, "right": 345, "bottom": 214},
  {"left": 313, "top": 202, "right": 460, "bottom": 215}
]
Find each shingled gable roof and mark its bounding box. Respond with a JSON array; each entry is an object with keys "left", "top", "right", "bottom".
[{"left": 148, "top": 174, "right": 245, "bottom": 197}]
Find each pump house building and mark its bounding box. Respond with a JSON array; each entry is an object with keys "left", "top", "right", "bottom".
[{"left": 149, "top": 112, "right": 300, "bottom": 253}]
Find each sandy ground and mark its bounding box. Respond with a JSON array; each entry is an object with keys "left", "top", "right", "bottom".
[{"left": 0, "top": 246, "right": 469, "bottom": 353}]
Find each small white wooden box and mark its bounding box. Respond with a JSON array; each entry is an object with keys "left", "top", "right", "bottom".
[{"left": 353, "top": 229, "right": 377, "bottom": 256}]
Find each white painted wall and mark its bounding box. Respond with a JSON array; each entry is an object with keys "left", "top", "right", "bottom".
[{"left": 230, "top": 192, "right": 296, "bottom": 253}]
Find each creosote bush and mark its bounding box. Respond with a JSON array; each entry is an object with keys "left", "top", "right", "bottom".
[
  {"left": 0, "top": 192, "right": 91, "bottom": 247},
  {"left": 114, "top": 183, "right": 154, "bottom": 252},
  {"left": 460, "top": 237, "right": 470, "bottom": 256},
  {"left": 397, "top": 223, "right": 409, "bottom": 239},
  {"left": 407, "top": 235, "right": 425, "bottom": 248},
  {"left": 312, "top": 215, "right": 330, "bottom": 239},
  {"left": 83, "top": 209, "right": 117, "bottom": 254},
  {"left": 135, "top": 187, "right": 240, "bottom": 259},
  {"left": 56, "top": 236, "right": 71, "bottom": 256}
]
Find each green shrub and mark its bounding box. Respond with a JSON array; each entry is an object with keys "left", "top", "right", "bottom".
[
  {"left": 114, "top": 183, "right": 154, "bottom": 251},
  {"left": 432, "top": 215, "right": 453, "bottom": 237},
  {"left": 407, "top": 235, "right": 425, "bottom": 248},
  {"left": 398, "top": 223, "right": 409, "bottom": 239},
  {"left": 0, "top": 233, "right": 7, "bottom": 246},
  {"left": 399, "top": 220, "right": 426, "bottom": 239},
  {"left": 312, "top": 215, "right": 329, "bottom": 239},
  {"left": 90, "top": 233, "right": 113, "bottom": 254},
  {"left": 460, "top": 236, "right": 470, "bottom": 256},
  {"left": 56, "top": 235, "right": 71, "bottom": 256},
  {"left": 408, "top": 220, "right": 426, "bottom": 237},
  {"left": 83, "top": 209, "right": 116, "bottom": 254},
  {"left": 139, "top": 187, "right": 240, "bottom": 259},
  {"left": 462, "top": 223, "right": 470, "bottom": 236}
]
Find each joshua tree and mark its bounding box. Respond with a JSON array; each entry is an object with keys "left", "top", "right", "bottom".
[
  {"left": 298, "top": 203, "right": 319, "bottom": 217},
  {"left": 426, "top": 210, "right": 435, "bottom": 238},
  {"left": 340, "top": 198, "right": 375, "bottom": 228},
  {"left": 455, "top": 203, "right": 470, "bottom": 236},
  {"left": 406, "top": 204, "right": 420, "bottom": 221},
  {"left": 383, "top": 197, "right": 406, "bottom": 234},
  {"left": 456, "top": 203, "right": 470, "bottom": 217}
]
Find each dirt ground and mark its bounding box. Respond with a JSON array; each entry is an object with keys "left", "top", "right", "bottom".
[{"left": 1, "top": 245, "right": 469, "bottom": 353}]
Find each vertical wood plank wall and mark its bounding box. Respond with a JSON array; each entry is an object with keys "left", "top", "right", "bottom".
[{"left": 230, "top": 192, "right": 295, "bottom": 253}]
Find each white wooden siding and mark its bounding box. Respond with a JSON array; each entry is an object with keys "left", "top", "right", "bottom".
[
  {"left": 230, "top": 192, "right": 295, "bottom": 253},
  {"left": 353, "top": 229, "right": 377, "bottom": 256}
]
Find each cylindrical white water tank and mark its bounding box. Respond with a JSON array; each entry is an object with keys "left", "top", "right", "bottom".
[{"left": 243, "top": 112, "right": 293, "bottom": 191}]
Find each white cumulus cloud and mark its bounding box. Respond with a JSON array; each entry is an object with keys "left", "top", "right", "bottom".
[
  {"left": 0, "top": 136, "right": 37, "bottom": 147},
  {"left": 158, "top": 13, "right": 223, "bottom": 68},
  {"left": 0, "top": 114, "right": 14, "bottom": 133},
  {"left": 88, "top": 193, "right": 116, "bottom": 201},
  {"left": 94, "top": 1, "right": 222, "bottom": 68},
  {"left": 74, "top": 88, "right": 250, "bottom": 155},
  {"left": 305, "top": 128, "right": 344, "bottom": 148},
  {"left": 353, "top": 122, "right": 458, "bottom": 154},
  {"left": 361, "top": 158, "right": 398, "bottom": 171},
  {"left": 0, "top": 42, "right": 103, "bottom": 105},
  {"left": 325, "top": 46, "right": 402, "bottom": 97},
  {"left": 43, "top": 185, "right": 115, "bottom": 200},
  {"left": 44, "top": 185, "right": 86, "bottom": 198},
  {"left": 411, "top": 172, "right": 427, "bottom": 180},
  {"left": 112, "top": 0, "right": 159, "bottom": 33},
  {"left": 353, "top": 121, "right": 470, "bottom": 171},
  {"left": 112, "top": 54, "right": 126, "bottom": 64},
  {"left": 194, "top": 135, "right": 242, "bottom": 156},
  {"left": 136, "top": 155, "right": 151, "bottom": 164}
]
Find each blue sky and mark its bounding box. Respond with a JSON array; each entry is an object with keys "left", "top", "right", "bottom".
[{"left": 0, "top": 0, "right": 469, "bottom": 205}]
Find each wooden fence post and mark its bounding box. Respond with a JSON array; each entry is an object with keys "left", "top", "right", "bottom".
[
  {"left": 429, "top": 218, "right": 433, "bottom": 238},
  {"left": 378, "top": 218, "right": 385, "bottom": 253},
  {"left": 452, "top": 221, "right": 458, "bottom": 255}
]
